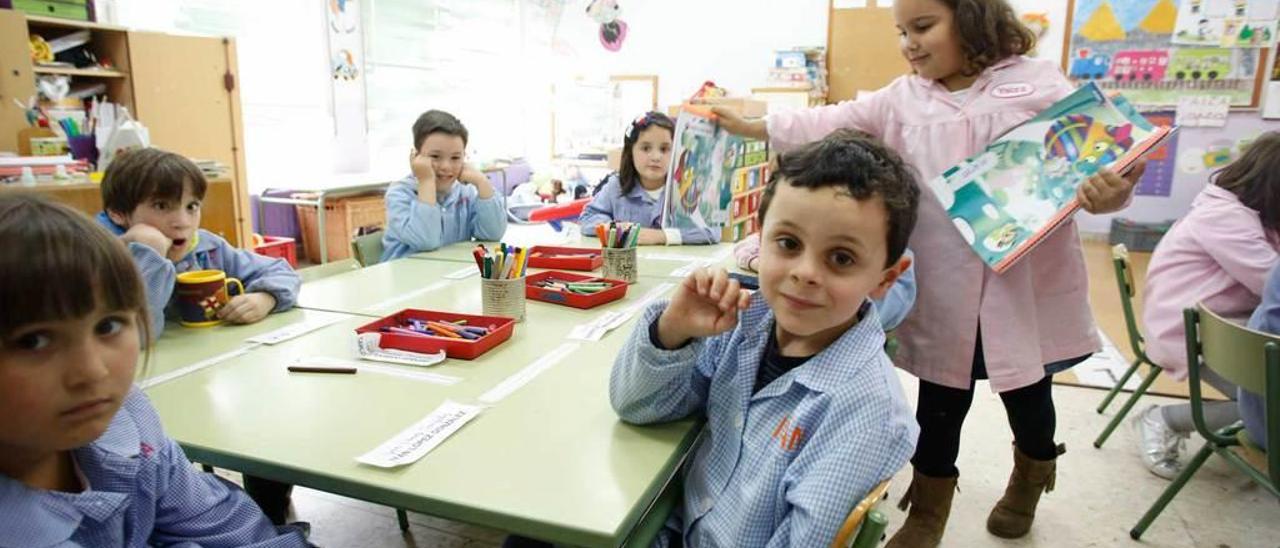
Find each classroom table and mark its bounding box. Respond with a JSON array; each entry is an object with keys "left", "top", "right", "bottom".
[
  {"left": 294, "top": 257, "right": 480, "bottom": 317},
  {"left": 141, "top": 308, "right": 356, "bottom": 380},
  {"left": 410, "top": 239, "right": 739, "bottom": 280},
  {"left": 145, "top": 274, "right": 697, "bottom": 547}
]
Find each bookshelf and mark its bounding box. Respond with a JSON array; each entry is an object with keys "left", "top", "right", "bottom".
[{"left": 0, "top": 9, "right": 251, "bottom": 247}]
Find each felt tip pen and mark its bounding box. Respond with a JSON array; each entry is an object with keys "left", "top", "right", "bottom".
[{"left": 287, "top": 365, "right": 357, "bottom": 374}]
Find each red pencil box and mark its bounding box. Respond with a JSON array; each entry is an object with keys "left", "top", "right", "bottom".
[
  {"left": 525, "top": 246, "right": 603, "bottom": 271},
  {"left": 353, "top": 309, "right": 515, "bottom": 360},
  {"left": 524, "top": 271, "right": 629, "bottom": 309}
]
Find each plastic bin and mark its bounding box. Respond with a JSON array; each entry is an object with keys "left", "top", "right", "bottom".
[
  {"left": 354, "top": 309, "right": 515, "bottom": 360},
  {"left": 525, "top": 271, "right": 629, "bottom": 309},
  {"left": 295, "top": 193, "right": 386, "bottom": 263},
  {"left": 1109, "top": 218, "right": 1173, "bottom": 252},
  {"left": 526, "top": 246, "right": 604, "bottom": 271},
  {"left": 253, "top": 236, "right": 298, "bottom": 268}
]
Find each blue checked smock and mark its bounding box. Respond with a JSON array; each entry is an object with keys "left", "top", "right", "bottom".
[
  {"left": 0, "top": 388, "right": 307, "bottom": 548},
  {"left": 95, "top": 213, "right": 301, "bottom": 339},
  {"left": 610, "top": 294, "right": 918, "bottom": 547},
  {"left": 381, "top": 175, "right": 508, "bottom": 261}
]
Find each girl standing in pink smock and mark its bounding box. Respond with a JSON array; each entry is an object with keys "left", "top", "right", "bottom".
[{"left": 714, "top": 0, "right": 1146, "bottom": 545}]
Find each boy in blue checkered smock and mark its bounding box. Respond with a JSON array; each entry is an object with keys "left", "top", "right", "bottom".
[{"left": 609, "top": 129, "right": 920, "bottom": 547}]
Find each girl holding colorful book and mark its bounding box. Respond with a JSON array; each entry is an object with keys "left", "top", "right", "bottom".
[{"left": 578, "top": 112, "right": 721, "bottom": 245}]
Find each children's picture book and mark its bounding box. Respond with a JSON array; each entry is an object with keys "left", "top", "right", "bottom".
[
  {"left": 662, "top": 106, "right": 740, "bottom": 233},
  {"left": 927, "top": 82, "right": 1176, "bottom": 273}
]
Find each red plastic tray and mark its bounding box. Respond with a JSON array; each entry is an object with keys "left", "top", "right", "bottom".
[
  {"left": 526, "top": 246, "right": 603, "bottom": 271},
  {"left": 525, "top": 271, "right": 629, "bottom": 309},
  {"left": 353, "top": 309, "right": 515, "bottom": 360}
]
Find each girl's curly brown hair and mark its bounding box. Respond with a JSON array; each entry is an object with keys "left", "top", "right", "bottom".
[{"left": 942, "top": 0, "right": 1037, "bottom": 76}]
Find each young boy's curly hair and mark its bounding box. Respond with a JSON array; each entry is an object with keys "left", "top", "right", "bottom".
[
  {"left": 944, "top": 0, "right": 1037, "bottom": 77},
  {"left": 758, "top": 129, "right": 920, "bottom": 267}
]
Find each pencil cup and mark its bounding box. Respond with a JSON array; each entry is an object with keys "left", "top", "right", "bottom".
[
  {"left": 603, "top": 247, "right": 638, "bottom": 283},
  {"left": 481, "top": 276, "right": 526, "bottom": 322}
]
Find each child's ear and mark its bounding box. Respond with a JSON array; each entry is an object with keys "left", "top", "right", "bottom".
[
  {"left": 106, "top": 209, "right": 131, "bottom": 227},
  {"left": 869, "top": 254, "right": 912, "bottom": 300}
]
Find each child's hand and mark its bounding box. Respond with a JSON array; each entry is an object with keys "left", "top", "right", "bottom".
[
  {"left": 121, "top": 223, "right": 172, "bottom": 257},
  {"left": 409, "top": 149, "right": 436, "bottom": 185},
  {"left": 709, "top": 106, "right": 767, "bottom": 140},
  {"left": 458, "top": 164, "right": 496, "bottom": 198},
  {"left": 217, "top": 292, "right": 276, "bottom": 324},
  {"left": 1078, "top": 161, "right": 1144, "bottom": 214},
  {"left": 656, "top": 267, "right": 752, "bottom": 348}
]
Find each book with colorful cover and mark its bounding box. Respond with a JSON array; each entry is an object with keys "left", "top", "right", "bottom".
[
  {"left": 662, "top": 106, "right": 741, "bottom": 233},
  {"left": 928, "top": 82, "right": 1176, "bottom": 273}
]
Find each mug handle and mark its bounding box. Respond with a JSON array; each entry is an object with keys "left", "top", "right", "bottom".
[{"left": 225, "top": 277, "right": 245, "bottom": 297}]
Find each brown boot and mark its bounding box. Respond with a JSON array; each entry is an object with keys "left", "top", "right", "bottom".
[
  {"left": 986, "top": 443, "right": 1064, "bottom": 539},
  {"left": 885, "top": 469, "right": 957, "bottom": 548}
]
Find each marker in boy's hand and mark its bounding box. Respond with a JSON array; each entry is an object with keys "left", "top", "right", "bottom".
[
  {"left": 121, "top": 222, "right": 173, "bottom": 258},
  {"left": 656, "top": 266, "right": 752, "bottom": 349},
  {"left": 217, "top": 292, "right": 277, "bottom": 324}
]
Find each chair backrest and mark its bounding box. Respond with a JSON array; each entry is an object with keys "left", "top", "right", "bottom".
[
  {"left": 1112, "top": 244, "right": 1147, "bottom": 357},
  {"left": 831, "top": 479, "right": 891, "bottom": 548},
  {"left": 297, "top": 258, "right": 358, "bottom": 283},
  {"left": 1187, "top": 303, "right": 1280, "bottom": 482},
  {"left": 350, "top": 231, "right": 385, "bottom": 267}
]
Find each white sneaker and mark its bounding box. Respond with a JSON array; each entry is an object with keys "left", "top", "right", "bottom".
[{"left": 1132, "top": 405, "right": 1188, "bottom": 480}]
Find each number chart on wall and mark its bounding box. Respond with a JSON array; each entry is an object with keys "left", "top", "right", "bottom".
[{"left": 1063, "top": 0, "right": 1275, "bottom": 107}]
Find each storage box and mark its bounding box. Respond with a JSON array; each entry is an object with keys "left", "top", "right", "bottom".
[
  {"left": 7, "top": 0, "right": 93, "bottom": 21},
  {"left": 295, "top": 193, "right": 386, "bottom": 263},
  {"left": 525, "top": 271, "right": 629, "bottom": 309},
  {"left": 526, "top": 245, "right": 603, "bottom": 271},
  {"left": 354, "top": 309, "right": 515, "bottom": 360},
  {"left": 253, "top": 236, "right": 297, "bottom": 268},
  {"left": 1109, "top": 218, "right": 1173, "bottom": 252}
]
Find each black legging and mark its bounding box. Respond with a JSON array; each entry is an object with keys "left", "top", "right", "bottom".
[{"left": 911, "top": 333, "right": 1059, "bottom": 478}]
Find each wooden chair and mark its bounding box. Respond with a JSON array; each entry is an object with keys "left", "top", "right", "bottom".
[
  {"left": 1094, "top": 244, "right": 1164, "bottom": 448},
  {"left": 831, "top": 479, "right": 892, "bottom": 548},
  {"left": 349, "top": 231, "right": 385, "bottom": 267},
  {"left": 297, "top": 258, "right": 358, "bottom": 283},
  {"left": 1130, "top": 303, "right": 1280, "bottom": 539}
]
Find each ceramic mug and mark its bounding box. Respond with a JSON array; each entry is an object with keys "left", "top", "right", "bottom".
[{"left": 175, "top": 270, "right": 244, "bottom": 327}]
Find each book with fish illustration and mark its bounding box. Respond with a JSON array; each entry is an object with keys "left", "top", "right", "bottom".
[
  {"left": 929, "top": 82, "right": 1175, "bottom": 273},
  {"left": 662, "top": 106, "right": 740, "bottom": 233}
]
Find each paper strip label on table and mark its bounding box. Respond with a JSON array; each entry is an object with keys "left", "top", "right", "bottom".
[
  {"left": 444, "top": 266, "right": 480, "bottom": 280},
  {"left": 639, "top": 252, "right": 712, "bottom": 262},
  {"left": 138, "top": 346, "right": 252, "bottom": 390},
  {"left": 356, "top": 400, "right": 483, "bottom": 468},
  {"left": 355, "top": 333, "right": 447, "bottom": 367},
  {"left": 477, "top": 342, "right": 579, "bottom": 403},
  {"left": 669, "top": 259, "right": 718, "bottom": 278},
  {"left": 361, "top": 280, "right": 453, "bottom": 314},
  {"left": 246, "top": 316, "right": 345, "bottom": 345},
  {"left": 566, "top": 283, "right": 674, "bottom": 341},
  {"left": 292, "top": 356, "right": 460, "bottom": 385}
]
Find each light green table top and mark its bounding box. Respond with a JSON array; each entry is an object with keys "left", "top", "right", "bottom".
[
  {"left": 145, "top": 283, "right": 696, "bottom": 547},
  {"left": 410, "top": 240, "right": 738, "bottom": 281},
  {"left": 295, "top": 258, "right": 479, "bottom": 317},
  {"left": 142, "top": 308, "right": 355, "bottom": 379}
]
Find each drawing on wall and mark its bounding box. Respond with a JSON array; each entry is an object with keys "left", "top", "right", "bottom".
[
  {"left": 1135, "top": 111, "right": 1178, "bottom": 196},
  {"left": 325, "top": 0, "right": 368, "bottom": 171},
  {"left": 1066, "top": 0, "right": 1270, "bottom": 107},
  {"left": 1171, "top": 0, "right": 1279, "bottom": 47}
]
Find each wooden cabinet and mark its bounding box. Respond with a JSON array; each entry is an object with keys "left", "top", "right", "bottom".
[{"left": 0, "top": 10, "right": 250, "bottom": 247}]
